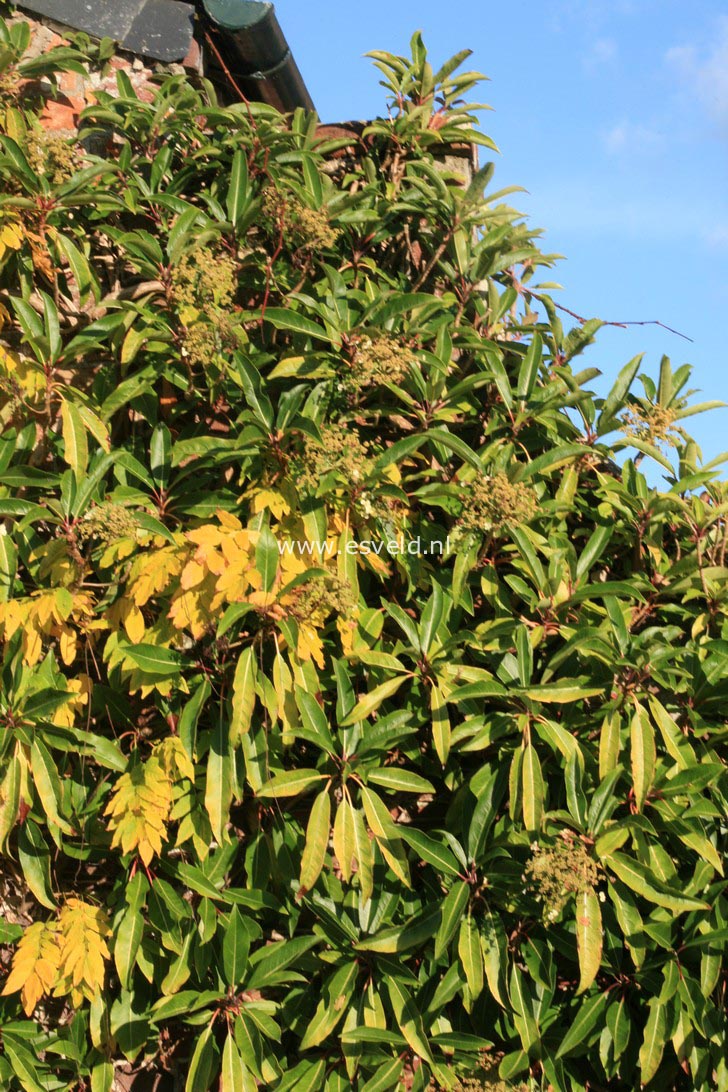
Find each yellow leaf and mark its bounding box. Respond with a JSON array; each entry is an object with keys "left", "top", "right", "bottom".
[
  {"left": 124, "top": 603, "right": 145, "bottom": 644},
  {"left": 250, "top": 488, "right": 291, "bottom": 520},
  {"left": 60, "top": 400, "right": 89, "bottom": 475},
  {"left": 0, "top": 221, "right": 23, "bottom": 253},
  {"left": 180, "top": 559, "right": 206, "bottom": 590},
  {"left": 154, "top": 736, "right": 195, "bottom": 782},
  {"left": 1, "top": 921, "right": 61, "bottom": 1016},
  {"left": 297, "top": 623, "right": 325, "bottom": 668},
  {"left": 52, "top": 674, "right": 92, "bottom": 728},
  {"left": 575, "top": 887, "right": 603, "bottom": 994},
  {"left": 58, "top": 623, "right": 77, "bottom": 665},
  {"left": 128, "top": 547, "right": 183, "bottom": 606},
  {"left": 217, "top": 510, "right": 243, "bottom": 532},
  {"left": 55, "top": 898, "right": 111, "bottom": 1005},
  {"left": 23, "top": 622, "right": 43, "bottom": 665},
  {"left": 104, "top": 757, "right": 172, "bottom": 865}
]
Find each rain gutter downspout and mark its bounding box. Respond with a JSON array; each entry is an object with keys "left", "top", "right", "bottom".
[{"left": 201, "top": 0, "right": 314, "bottom": 114}]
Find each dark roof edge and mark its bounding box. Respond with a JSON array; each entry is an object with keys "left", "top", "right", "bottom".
[{"left": 13, "top": 0, "right": 196, "bottom": 64}]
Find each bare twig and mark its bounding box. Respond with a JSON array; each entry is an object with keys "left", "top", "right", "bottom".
[
  {"left": 523, "top": 286, "right": 693, "bottom": 343},
  {"left": 203, "top": 29, "right": 257, "bottom": 134}
]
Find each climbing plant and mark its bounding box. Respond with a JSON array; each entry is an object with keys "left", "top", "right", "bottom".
[{"left": 1, "top": 16, "right": 727, "bottom": 1091}]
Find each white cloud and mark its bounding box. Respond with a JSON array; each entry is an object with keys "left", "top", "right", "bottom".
[
  {"left": 549, "top": 0, "right": 641, "bottom": 33},
  {"left": 602, "top": 120, "right": 664, "bottom": 154},
  {"left": 703, "top": 224, "right": 728, "bottom": 249},
  {"left": 582, "top": 36, "right": 618, "bottom": 70},
  {"left": 666, "top": 16, "right": 728, "bottom": 125}
]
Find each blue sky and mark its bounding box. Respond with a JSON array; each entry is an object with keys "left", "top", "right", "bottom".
[{"left": 275, "top": 0, "right": 728, "bottom": 472}]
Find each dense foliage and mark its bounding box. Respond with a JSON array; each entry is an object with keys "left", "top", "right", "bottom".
[{"left": 1, "top": 17, "right": 727, "bottom": 1091}]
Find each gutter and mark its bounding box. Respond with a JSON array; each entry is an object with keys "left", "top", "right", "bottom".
[{"left": 201, "top": 1, "right": 314, "bottom": 114}]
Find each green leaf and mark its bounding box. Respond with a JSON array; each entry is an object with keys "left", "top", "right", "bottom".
[
  {"left": 630, "top": 704, "right": 655, "bottom": 813},
  {"left": 0, "top": 530, "right": 17, "bottom": 602},
  {"left": 467, "top": 766, "right": 508, "bottom": 861},
  {"left": 359, "top": 1058, "right": 404, "bottom": 1092},
  {"left": 361, "top": 786, "right": 410, "bottom": 887},
  {"left": 608, "top": 996, "right": 631, "bottom": 1060},
  {"left": 385, "top": 978, "right": 436, "bottom": 1066},
  {"left": 124, "top": 644, "right": 183, "bottom": 676},
  {"left": 434, "top": 882, "right": 469, "bottom": 959},
  {"left": 230, "top": 647, "right": 257, "bottom": 746},
  {"left": 355, "top": 907, "right": 441, "bottom": 953},
  {"left": 339, "top": 676, "right": 408, "bottom": 726},
  {"left": 458, "top": 914, "right": 484, "bottom": 1002},
  {"left": 639, "top": 998, "right": 666, "bottom": 1084},
  {"left": 299, "top": 961, "right": 358, "bottom": 1050},
  {"left": 522, "top": 684, "right": 603, "bottom": 703},
  {"left": 352, "top": 806, "right": 374, "bottom": 903},
  {"left": 262, "top": 307, "right": 333, "bottom": 343},
  {"left": 597, "top": 353, "right": 643, "bottom": 432},
  {"left": 257, "top": 769, "right": 326, "bottom": 798},
  {"left": 255, "top": 525, "right": 278, "bottom": 593},
  {"left": 226, "top": 150, "right": 250, "bottom": 227},
  {"left": 273, "top": 1059, "right": 327, "bottom": 1092},
  {"left": 296, "top": 687, "right": 334, "bottom": 750},
  {"left": 332, "top": 797, "right": 355, "bottom": 883},
  {"left": 205, "top": 710, "right": 233, "bottom": 844},
  {"left": 598, "top": 712, "right": 621, "bottom": 779},
  {"left": 509, "top": 963, "right": 540, "bottom": 1054},
  {"left": 151, "top": 990, "right": 222, "bottom": 1023},
  {"left": 556, "top": 991, "right": 609, "bottom": 1058},
  {"left": 298, "top": 788, "right": 331, "bottom": 895},
  {"left": 431, "top": 682, "right": 451, "bottom": 766},
  {"left": 60, "top": 400, "right": 88, "bottom": 475},
  {"left": 246, "top": 935, "right": 320, "bottom": 989},
  {"left": 516, "top": 333, "right": 542, "bottom": 399},
  {"left": 223, "top": 907, "right": 250, "bottom": 987},
  {"left": 30, "top": 738, "right": 74, "bottom": 835},
  {"left": 400, "top": 826, "right": 461, "bottom": 877},
  {"left": 185, "top": 1026, "right": 219, "bottom": 1092},
  {"left": 366, "top": 768, "right": 435, "bottom": 794},
  {"left": 481, "top": 912, "right": 507, "bottom": 1007},
  {"left": 175, "top": 863, "right": 230, "bottom": 901},
  {"left": 57, "top": 233, "right": 95, "bottom": 305},
  {"left": 419, "top": 581, "right": 444, "bottom": 653},
  {"left": 17, "top": 820, "right": 55, "bottom": 909},
  {"left": 150, "top": 423, "right": 171, "bottom": 492},
  {"left": 521, "top": 741, "right": 543, "bottom": 832},
  {"left": 114, "top": 903, "right": 145, "bottom": 991},
  {"left": 220, "top": 1033, "right": 251, "bottom": 1092},
  {"left": 2, "top": 1036, "right": 46, "bottom": 1092},
  {"left": 90, "top": 1061, "right": 114, "bottom": 1092},
  {"left": 602, "top": 852, "right": 710, "bottom": 913}
]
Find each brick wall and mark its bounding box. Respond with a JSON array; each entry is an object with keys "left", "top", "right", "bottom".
[
  {"left": 9, "top": 12, "right": 198, "bottom": 135},
  {"left": 9, "top": 13, "right": 477, "bottom": 188}
]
